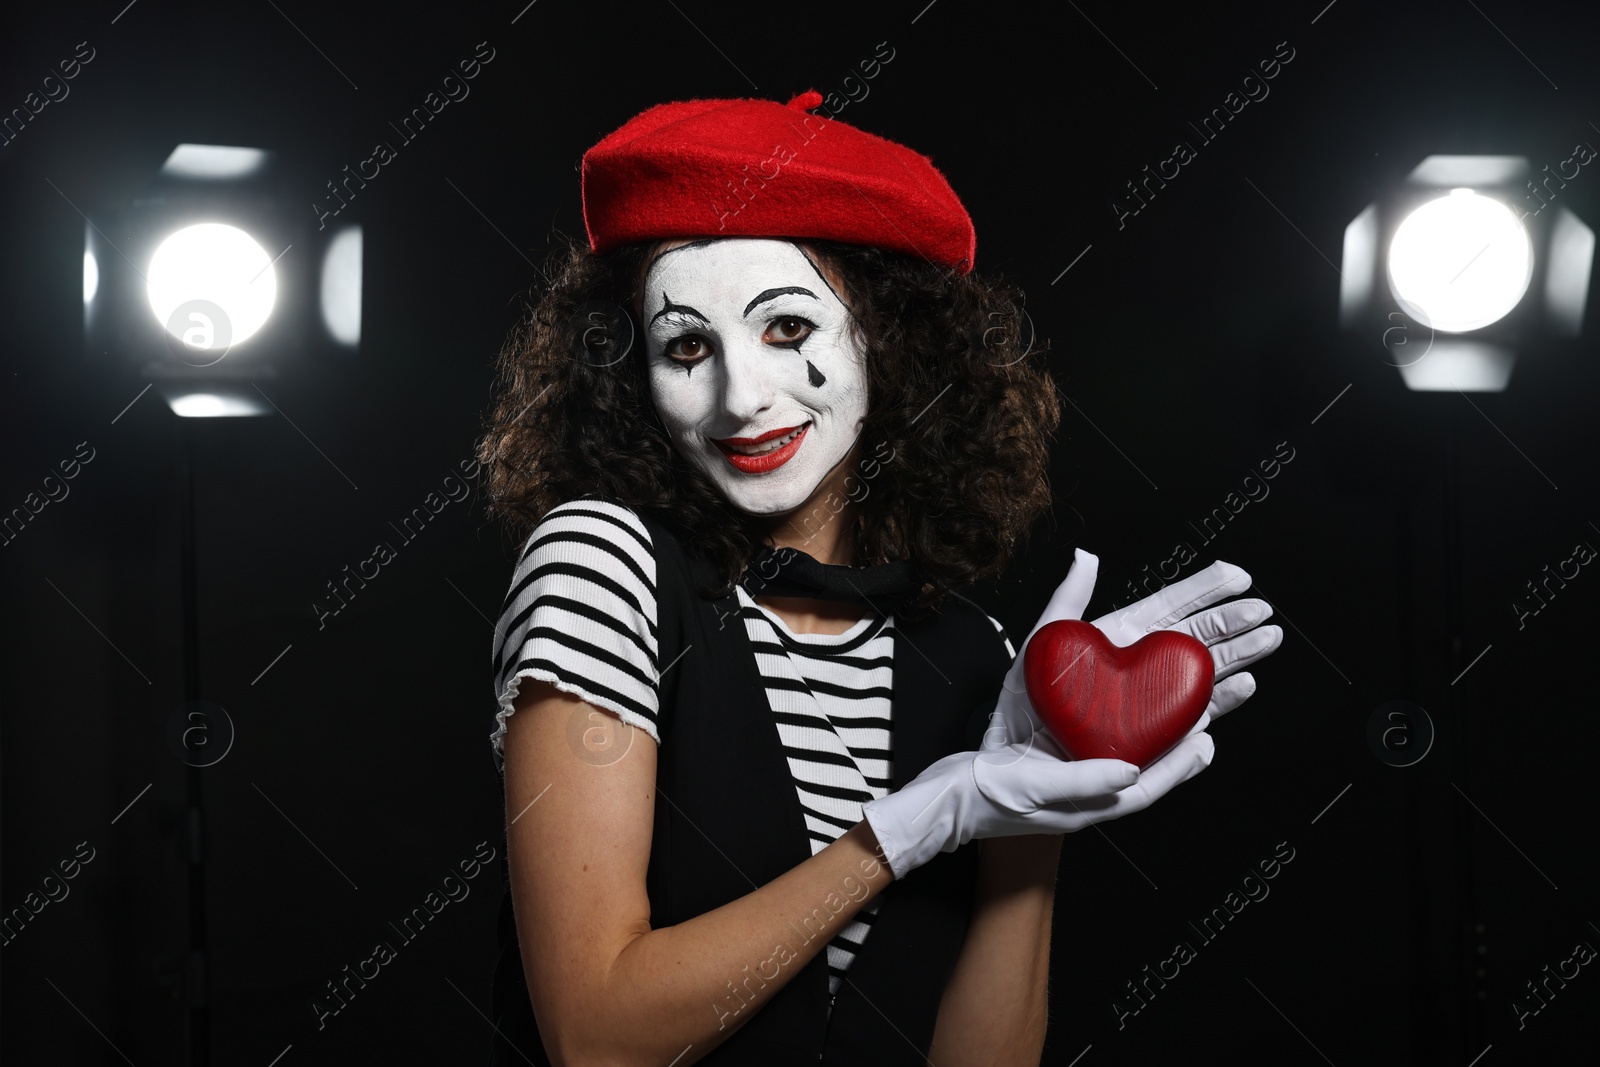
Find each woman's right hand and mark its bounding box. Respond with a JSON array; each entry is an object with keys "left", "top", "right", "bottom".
[{"left": 860, "top": 728, "right": 1213, "bottom": 881}]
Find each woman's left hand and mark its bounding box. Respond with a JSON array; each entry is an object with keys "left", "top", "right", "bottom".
[{"left": 984, "top": 549, "right": 1285, "bottom": 757}]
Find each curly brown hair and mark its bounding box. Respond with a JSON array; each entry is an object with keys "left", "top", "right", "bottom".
[{"left": 474, "top": 234, "right": 1062, "bottom": 621}]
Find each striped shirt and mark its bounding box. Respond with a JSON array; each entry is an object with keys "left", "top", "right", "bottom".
[{"left": 491, "top": 498, "right": 1013, "bottom": 998}]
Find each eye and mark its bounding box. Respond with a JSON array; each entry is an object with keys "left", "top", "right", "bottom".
[
  {"left": 664, "top": 334, "right": 712, "bottom": 363},
  {"left": 764, "top": 316, "right": 816, "bottom": 348}
]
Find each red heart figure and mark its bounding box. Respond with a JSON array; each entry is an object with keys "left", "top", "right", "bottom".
[{"left": 1022, "top": 619, "right": 1214, "bottom": 768}]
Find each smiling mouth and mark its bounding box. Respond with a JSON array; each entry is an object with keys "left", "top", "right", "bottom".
[{"left": 713, "top": 421, "right": 810, "bottom": 472}]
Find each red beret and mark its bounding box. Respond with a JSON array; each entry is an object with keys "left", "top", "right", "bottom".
[{"left": 581, "top": 90, "right": 976, "bottom": 273}]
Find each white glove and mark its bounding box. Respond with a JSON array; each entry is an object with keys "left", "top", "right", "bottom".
[
  {"left": 987, "top": 549, "right": 1284, "bottom": 757},
  {"left": 861, "top": 731, "right": 1213, "bottom": 881}
]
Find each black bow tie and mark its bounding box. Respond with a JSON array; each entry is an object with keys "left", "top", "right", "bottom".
[{"left": 744, "top": 544, "right": 923, "bottom": 613}]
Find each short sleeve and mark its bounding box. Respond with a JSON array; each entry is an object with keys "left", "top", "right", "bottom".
[{"left": 490, "top": 499, "right": 661, "bottom": 761}]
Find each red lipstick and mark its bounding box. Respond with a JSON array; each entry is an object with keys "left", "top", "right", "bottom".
[{"left": 713, "top": 422, "right": 810, "bottom": 474}]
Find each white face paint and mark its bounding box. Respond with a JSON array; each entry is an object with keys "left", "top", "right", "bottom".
[{"left": 641, "top": 238, "right": 869, "bottom": 517}]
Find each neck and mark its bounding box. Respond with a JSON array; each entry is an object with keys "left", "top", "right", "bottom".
[
  {"left": 759, "top": 499, "right": 857, "bottom": 566},
  {"left": 751, "top": 434, "right": 864, "bottom": 566}
]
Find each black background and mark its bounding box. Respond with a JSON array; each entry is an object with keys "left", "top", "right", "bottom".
[{"left": 3, "top": 0, "right": 1598, "bottom": 1063}]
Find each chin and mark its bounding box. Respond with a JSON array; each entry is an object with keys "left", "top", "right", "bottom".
[
  {"left": 699, "top": 470, "right": 813, "bottom": 518},
  {"left": 718, "top": 487, "right": 810, "bottom": 518}
]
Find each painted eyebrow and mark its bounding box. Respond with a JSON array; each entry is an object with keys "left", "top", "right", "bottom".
[
  {"left": 742, "top": 287, "right": 818, "bottom": 318},
  {"left": 648, "top": 293, "right": 707, "bottom": 329}
]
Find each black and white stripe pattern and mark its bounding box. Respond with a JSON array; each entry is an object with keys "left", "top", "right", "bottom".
[
  {"left": 490, "top": 497, "right": 1017, "bottom": 997},
  {"left": 491, "top": 500, "right": 660, "bottom": 760},
  {"left": 736, "top": 588, "right": 897, "bottom": 997}
]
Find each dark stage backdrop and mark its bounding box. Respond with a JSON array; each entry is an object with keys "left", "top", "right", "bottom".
[{"left": 3, "top": 1, "right": 1597, "bottom": 1063}]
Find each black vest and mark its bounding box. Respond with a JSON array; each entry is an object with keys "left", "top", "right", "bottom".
[{"left": 487, "top": 506, "right": 1009, "bottom": 1065}]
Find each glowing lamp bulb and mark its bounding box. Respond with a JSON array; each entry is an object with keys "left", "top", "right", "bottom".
[
  {"left": 146, "top": 223, "right": 277, "bottom": 350},
  {"left": 1387, "top": 189, "right": 1532, "bottom": 333}
]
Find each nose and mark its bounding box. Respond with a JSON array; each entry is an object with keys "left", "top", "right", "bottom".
[{"left": 716, "top": 334, "right": 777, "bottom": 427}]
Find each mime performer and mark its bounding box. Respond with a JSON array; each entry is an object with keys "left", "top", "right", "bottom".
[{"left": 475, "top": 89, "right": 1284, "bottom": 1066}]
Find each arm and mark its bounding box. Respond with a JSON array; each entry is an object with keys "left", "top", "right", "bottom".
[
  {"left": 921, "top": 553, "right": 1284, "bottom": 1065},
  {"left": 503, "top": 678, "right": 895, "bottom": 1067},
  {"left": 927, "top": 834, "right": 1062, "bottom": 1067}
]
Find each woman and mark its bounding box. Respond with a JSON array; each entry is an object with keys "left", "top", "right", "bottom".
[{"left": 476, "top": 91, "right": 1282, "bottom": 1066}]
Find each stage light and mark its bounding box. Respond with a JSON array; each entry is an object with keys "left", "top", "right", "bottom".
[
  {"left": 76, "top": 142, "right": 369, "bottom": 1066},
  {"left": 1387, "top": 189, "right": 1532, "bottom": 333},
  {"left": 84, "top": 142, "right": 364, "bottom": 417},
  {"left": 146, "top": 222, "right": 278, "bottom": 353},
  {"left": 1340, "top": 155, "right": 1593, "bottom": 391}
]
